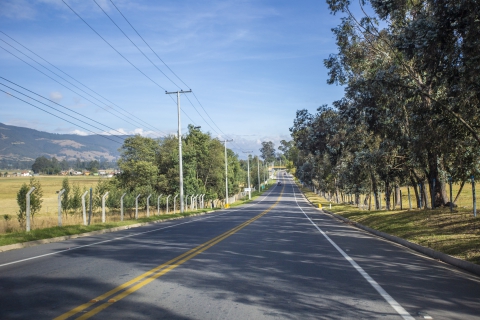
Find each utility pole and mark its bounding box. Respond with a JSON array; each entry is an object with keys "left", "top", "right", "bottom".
[
  {"left": 223, "top": 139, "right": 233, "bottom": 208},
  {"left": 243, "top": 151, "right": 253, "bottom": 199},
  {"left": 257, "top": 156, "right": 261, "bottom": 192},
  {"left": 165, "top": 89, "right": 191, "bottom": 213}
]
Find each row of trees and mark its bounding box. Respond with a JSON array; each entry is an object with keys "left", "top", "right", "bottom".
[
  {"left": 31, "top": 156, "right": 116, "bottom": 174},
  {"left": 15, "top": 127, "right": 279, "bottom": 229},
  {"left": 109, "top": 125, "right": 271, "bottom": 208},
  {"left": 289, "top": 0, "right": 480, "bottom": 209}
]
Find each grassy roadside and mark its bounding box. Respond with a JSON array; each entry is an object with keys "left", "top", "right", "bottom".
[
  {"left": 0, "top": 182, "right": 275, "bottom": 248},
  {"left": 296, "top": 181, "right": 480, "bottom": 265}
]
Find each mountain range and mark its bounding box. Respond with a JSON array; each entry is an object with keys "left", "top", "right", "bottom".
[{"left": 0, "top": 123, "right": 128, "bottom": 162}]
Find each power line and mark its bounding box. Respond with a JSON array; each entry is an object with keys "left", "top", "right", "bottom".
[
  {"left": 62, "top": 0, "right": 198, "bottom": 129},
  {"left": 0, "top": 89, "right": 123, "bottom": 144},
  {"left": 1, "top": 77, "right": 127, "bottom": 140},
  {"left": 0, "top": 43, "right": 167, "bottom": 137},
  {"left": 0, "top": 30, "right": 169, "bottom": 136},
  {"left": 106, "top": 0, "right": 238, "bottom": 143},
  {"left": 93, "top": 0, "right": 181, "bottom": 89},
  {"left": 109, "top": 0, "right": 187, "bottom": 89},
  {"left": 91, "top": 0, "right": 211, "bottom": 133}
]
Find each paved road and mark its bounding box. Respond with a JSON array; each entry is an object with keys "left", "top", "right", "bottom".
[{"left": 0, "top": 173, "right": 479, "bottom": 319}]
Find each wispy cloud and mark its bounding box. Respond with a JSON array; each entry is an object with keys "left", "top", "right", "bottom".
[
  {"left": 49, "top": 91, "right": 63, "bottom": 102},
  {"left": 0, "top": 0, "right": 37, "bottom": 20}
]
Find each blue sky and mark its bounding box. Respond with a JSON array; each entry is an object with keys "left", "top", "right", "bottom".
[{"left": 0, "top": 0, "right": 348, "bottom": 156}]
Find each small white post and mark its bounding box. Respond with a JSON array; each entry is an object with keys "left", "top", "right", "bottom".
[
  {"left": 102, "top": 192, "right": 109, "bottom": 223},
  {"left": 135, "top": 194, "right": 141, "bottom": 219},
  {"left": 201, "top": 194, "right": 205, "bottom": 209},
  {"left": 81, "top": 190, "right": 88, "bottom": 226},
  {"left": 26, "top": 187, "right": 35, "bottom": 232},
  {"left": 120, "top": 193, "right": 126, "bottom": 221},
  {"left": 190, "top": 195, "right": 194, "bottom": 210},
  {"left": 174, "top": 194, "right": 179, "bottom": 214},
  {"left": 157, "top": 194, "right": 163, "bottom": 215},
  {"left": 166, "top": 195, "right": 171, "bottom": 214},
  {"left": 146, "top": 194, "right": 152, "bottom": 217},
  {"left": 185, "top": 194, "right": 189, "bottom": 212},
  {"left": 58, "top": 189, "right": 65, "bottom": 227}
]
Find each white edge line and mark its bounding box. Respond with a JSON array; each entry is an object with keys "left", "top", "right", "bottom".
[
  {"left": 291, "top": 183, "right": 415, "bottom": 320},
  {"left": 0, "top": 183, "right": 278, "bottom": 269}
]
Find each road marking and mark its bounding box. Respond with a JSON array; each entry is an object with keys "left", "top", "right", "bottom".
[
  {"left": 292, "top": 184, "right": 414, "bottom": 320},
  {"left": 54, "top": 186, "right": 284, "bottom": 320},
  {"left": 0, "top": 186, "right": 278, "bottom": 269}
]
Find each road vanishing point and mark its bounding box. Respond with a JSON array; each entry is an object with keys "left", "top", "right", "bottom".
[{"left": 0, "top": 173, "right": 479, "bottom": 319}]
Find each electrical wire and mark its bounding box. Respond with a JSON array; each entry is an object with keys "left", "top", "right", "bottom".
[
  {"left": 62, "top": 0, "right": 198, "bottom": 128},
  {"left": 91, "top": 0, "right": 209, "bottom": 132},
  {"left": 0, "top": 89, "right": 123, "bottom": 144},
  {"left": 1, "top": 77, "right": 127, "bottom": 140},
  {"left": 0, "top": 30, "right": 168, "bottom": 136},
  {"left": 0, "top": 43, "right": 167, "bottom": 137},
  {"left": 107, "top": 0, "right": 241, "bottom": 145}
]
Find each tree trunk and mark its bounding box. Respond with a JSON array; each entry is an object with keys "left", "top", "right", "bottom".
[
  {"left": 385, "top": 180, "right": 391, "bottom": 210},
  {"left": 409, "top": 173, "right": 420, "bottom": 208},
  {"left": 395, "top": 185, "right": 401, "bottom": 207},
  {"left": 453, "top": 180, "right": 466, "bottom": 203},
  {"left": 427, "top": 152, "right": 447, "bottom": 207},
  {"left": 371, "top": 171, "right": 379, "bottom": 209}
]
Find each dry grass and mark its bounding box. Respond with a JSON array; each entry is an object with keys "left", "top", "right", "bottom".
[{"left": 299, "top": 182, "right": 480, "bottom": 265}]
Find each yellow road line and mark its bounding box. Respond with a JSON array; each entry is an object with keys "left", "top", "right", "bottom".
[{"left": 55, "top": 187, "right": 284, "bottom": 320}]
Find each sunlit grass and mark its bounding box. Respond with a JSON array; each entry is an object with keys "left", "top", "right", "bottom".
[
  {"left": 0, "top": 179, "right": 274, "bottom": 247},
  {"left": 297, "top": 181, "right": 480, "bottom": 265}
]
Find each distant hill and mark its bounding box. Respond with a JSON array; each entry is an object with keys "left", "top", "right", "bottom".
[{"left": 0, "top": 123, "right": 128, "bottom": 163}]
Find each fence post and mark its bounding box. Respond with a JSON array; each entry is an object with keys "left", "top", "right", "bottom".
[
  {"left": 81, "top": 190, "right": 88, "bottom": 225},
  {"left": 88, "top": 188, "right": 92, "bottom": 225},
  {"left": 102, "top": 192, "right": 109, "bottom": 223},
  {"left": 400, "top": 189, "right": 403, "bottom": 210},
  {"left": 157, "top": 194, "right": 163, "bottom": 215},
  {"left": 57, "top": 189, "right": 65, "bottom": 227},
  {"left": 146, "top": 194, "right": 152, "bottom": 217},
  {"left": 448, "top": 176, "right": 453, "bottom": 213},
  {"left": 26, "top": 187, "right": 35, "bottom": 232},
  {"left": 135, "top": 194, "right": 141, "bottom": 219},
  {"left": 432, "top": 178, "right": 436, "bottom": 209},
  {"left": 166, "top": 195, "right": 171, "bottom": 214},
  {"left": 418, "top": 184, "right": 423, "bottom": 209},
  {"left": 174, "top": 194, "right": 179, "bottom": 214},
  {"left": 120, "top": 193, "right": 126, "bottom": 221},
  {"left": 472, "top": 175, "right": 476, "bottom": 218},
  {"left": 407, "top": 187, "right": 412, "bottom": 210}
]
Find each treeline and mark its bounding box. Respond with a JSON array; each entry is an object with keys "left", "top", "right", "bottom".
[
  {"left": 31, "top": 156, "right": 117, "bottom": 174},
  {"left": 289, "top": 0, "right": 480, "bottom": 209},
  {"left": 97, "top": 125, "right": 269, "bottom": 208}
]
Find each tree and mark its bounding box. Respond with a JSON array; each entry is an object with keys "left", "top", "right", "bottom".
[
  {"left": 61, "top": 178, "right": 71, "bottom": 217},
  {"left": 260, "top": 141, "right": 276, "bottom": 163},
  {"left": 16, "top": 178, "right": 43, "bottom": 228},
  {"left": 70, "top": 183, "right": 82, "bottom": 214},
  {"left": 117, "top": 135, "right": 160, "bottom": 192}
]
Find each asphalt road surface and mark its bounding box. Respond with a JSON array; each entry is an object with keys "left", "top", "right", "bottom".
[{"left": 0, "top": 173, "right": 479, "bottom": 319}]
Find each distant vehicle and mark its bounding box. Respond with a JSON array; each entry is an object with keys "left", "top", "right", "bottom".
[
  {"left": 277, "top": 181, "right": 282, "bottom": 186},
  {"left": 284, "top": 173, "right": 286, "bottom": 175}
]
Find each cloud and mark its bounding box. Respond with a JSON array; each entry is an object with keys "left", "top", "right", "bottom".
[
  {"left": 0, "top": 0, "right": 36, "bottom": 20},
  {"left": 49, "top": 91, "right": 63, "bottom": 103},
  {"left": 71, "top": 129, "right": 89, "bottom": 136}
]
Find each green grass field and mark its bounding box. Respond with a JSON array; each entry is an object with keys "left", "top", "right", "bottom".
[
  {"left": 0, "top": 176, "right": 274, "bottom": 244},
  {"left": 298, "top": 182, "right": 480, "bottom": 265}
]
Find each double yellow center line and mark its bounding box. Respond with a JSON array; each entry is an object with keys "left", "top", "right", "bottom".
[{"left": 55, "top": 187, "right": 283, "bottom": 320}]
